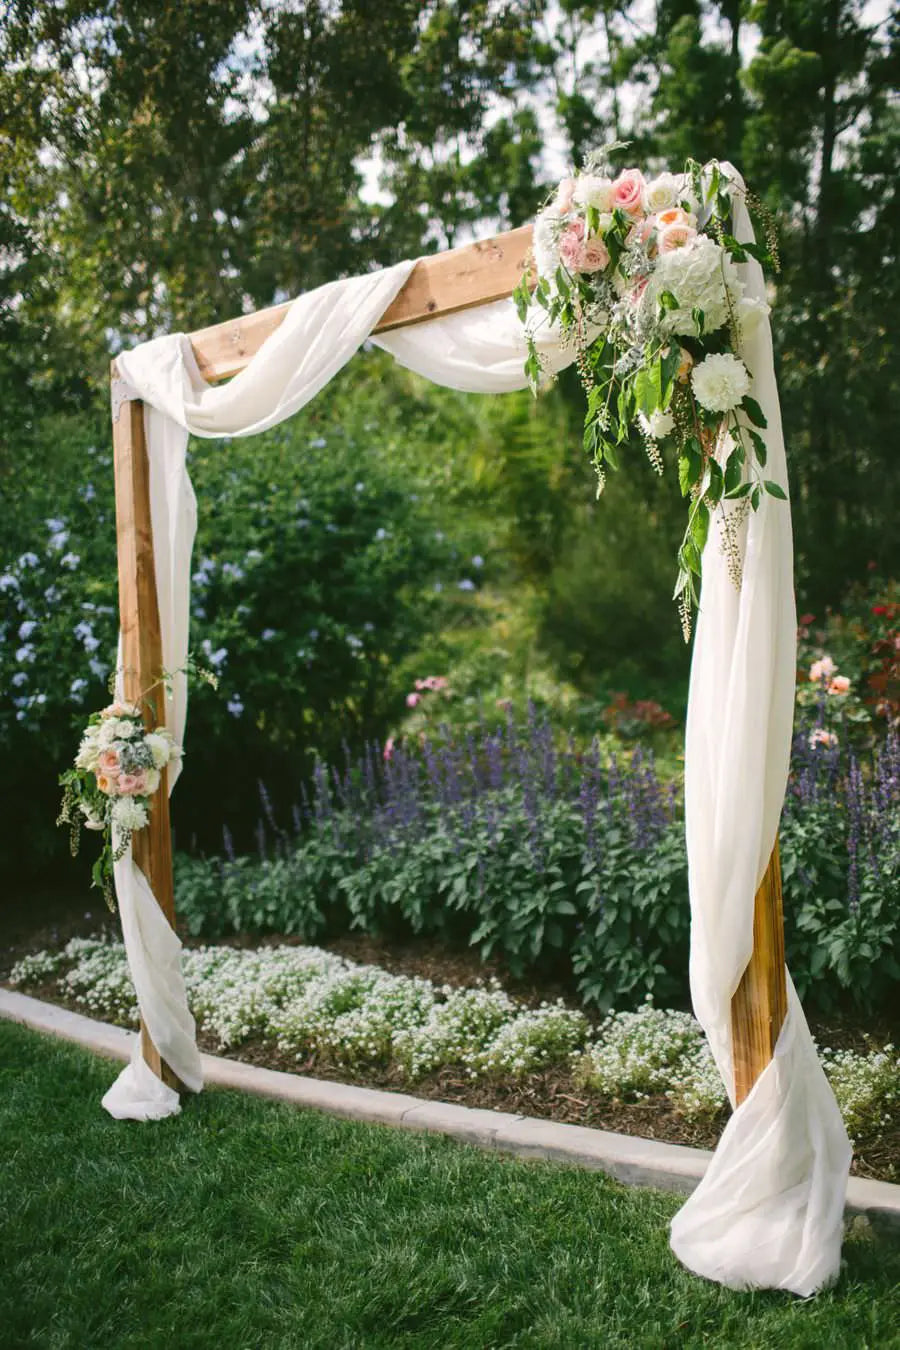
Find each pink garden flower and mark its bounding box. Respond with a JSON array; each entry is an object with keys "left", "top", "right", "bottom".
[
  {"left": 406, "top": 692, "right": 420, "bottom": 708},
  {"left": 809, "top": 728, "right": 838, "bottom": 749},
  {"left": 611, "top": 168, "right": 646, "bottom": 216},
  {"left": 559, "top": 218, "right": 586, "bottom": 271},
  {"left": 828, "top": 675, "right": 851, "bottom": 695},
  {"left": 98, "top": 749, "right": 120, "bottom": 775},
  {"left": 580, "top": 235, "right": 610, "bottom": 272},
  {"left": 809, "top": 656, "right": 837, "bottom": 682},
  {"left": 383, "top": 737, "right": 395, "bottom": 762}
]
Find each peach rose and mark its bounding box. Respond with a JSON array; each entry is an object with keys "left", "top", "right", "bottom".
[
  {"left": 828, "top": 675, "right": 851, "bottom": 695},
  {"left": 611, "top": 168, "right": 646, "bottom": 216},
  {"left": 98, "top": 749, "right": 121, "bottom": 775},
  {"left": 658, "top": 223, "right": 697, "bottom": 253},
  {"left": 95, "top": 771, "right": 115, "bottom": 795},
  {"left": 657, "top": 207, "right": 696, "bottom": 229},
  {"left": 580, "top": 235, "right": 610, "bottom": 273}
]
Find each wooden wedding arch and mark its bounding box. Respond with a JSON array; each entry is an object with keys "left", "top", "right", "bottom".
[{"left": 111, "top": 224, "right": 787, "bottom": 1100}]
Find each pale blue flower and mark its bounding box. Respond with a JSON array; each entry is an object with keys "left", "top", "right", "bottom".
[
  {"left": 44, "top": 586, "right": 61, "bottom": 605},
  {"left": 16, "top": 644, "right": 35, "bottom": 663},
  {"left": 458, "top": 578, "right": 476, "bottom": 591},
  {"left": 89, "top": 658, "right": 107, "bottom": 679},
  {"left": 355, "top": 481, "right": 365, "bottom": 492},
  {"left": 49, "top": 530, "right": 70, "bottom": 551},
  {"left": 45, "top": 517, "right": 65, "bottom": 532},
  {"left": 222, "top": 562, "right": 244, "bottom": 580},
  {"left": 309, "top": 437, "right": 327, "bottom": 449},
  {"left": 70, "top": 678, "right": 88, "bottom": 700},
  {"left": 261, "top": 629, "right": 276, "bottom": 642},
  {"left": 0, "top": 573, "right": 17, "bottom": 592},
  {"left": 433, "top": 582, "right": 443, "bottom": 593},
  {"left": 227, "top": 695, "right": 244, "bottom": 717},
  {"left": 18, "top": 620, "right": 37, "bottom": 639},
  {"left": 18, "top": 552, "right": 39, "bottom": 568},
  {"left": 79, "top": 483, "right": 96, "bottom": 502},
  {"left": 11, "top": 671, "right": 28, "bottom": 687},
  {"left": 60, "top": 552, "right": 80, "bottom": 570},
  {"left": 471, "top": 555, "right": 484, "bottom": 568},
  {"left": 375, "top": 528, "right": 388, "bottom": 542}
]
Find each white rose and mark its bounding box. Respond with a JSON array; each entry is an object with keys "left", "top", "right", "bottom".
[
  {"left": 736, "top": 296, "right": 770, "bottom": 344},
  {"left": 690, "top": 353, "right": 751, "bottom": 414},
  {"left": 573, "top": 174, "right": 614, "bottom": 211},
  {"left": 75, "top": 731, "right": 101, "bottom": 771},
  {"left": 145, "top": 731, "right": 174, "bottom": 769},
  {"left": 639, "top": 409, "right": 676, "bottom": 440},
  {"left": 143, "top": 767, "right": 161, "bottom": 795},
  {"left": 643, "top": 173, "right": 680, "bottom": 214}
]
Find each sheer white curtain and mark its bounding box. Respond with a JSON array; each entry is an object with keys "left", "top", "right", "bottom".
[{"left": 106, "top": 179, "right": 850, "bottom": 1295}]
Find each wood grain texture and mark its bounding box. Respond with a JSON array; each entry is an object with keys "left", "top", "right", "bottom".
[
  {"left": 189, "top": 224, "right": 534, "bottom": 384},
  {"left": 111, "top": 364, "right": 179, "bottom": 1091},
  {"left": 730, "top": 837, "right": 788, "bottom": 1104}
]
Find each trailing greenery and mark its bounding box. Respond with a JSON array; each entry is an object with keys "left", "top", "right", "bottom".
[{"left": 3, "top": 1021, "right": 898, "bottom": 1350}]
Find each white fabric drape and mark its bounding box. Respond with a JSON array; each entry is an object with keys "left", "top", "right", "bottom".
[
  {"left": 668, "top": 176, "right": 851, "bottom": 1292},
  {"left": 104, "top": 174, "right": 850, "bottom": 1295}
]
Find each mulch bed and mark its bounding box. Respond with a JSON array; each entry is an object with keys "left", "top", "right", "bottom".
[{"left": 2, "top": 886, "right": 898, "bottom": 1184}]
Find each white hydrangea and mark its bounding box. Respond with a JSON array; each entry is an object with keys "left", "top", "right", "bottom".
[
  {"left": 145, "top": 731, "right": 178, "bottom": 770},
  {"left": 691, "top": 352, "right": 751, "bottom": 414},
  {"left": 650, "top": 235, "right": 743, "bottom": 337},
  {"left": 573, "top": 174, "right": 614, "bottom": 211}
]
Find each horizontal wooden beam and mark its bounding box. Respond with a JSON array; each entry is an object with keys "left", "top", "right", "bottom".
[{"left": 188, "top": 224, "right": 534, "bottom": 385}]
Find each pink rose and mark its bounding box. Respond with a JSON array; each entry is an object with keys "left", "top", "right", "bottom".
[
  {"left": 611, "top": 168, "right": 646, "bottom": 217},
  {"left": 117, "top": 771, "right": 147, "bottom": 796},
  {"left": 828, "top": 675, "right": 851, "bottom": 695},
  {"left": 98, "top": 749, "right": 121, "bottom": 775},
  {"left": 580, "top": 235, "right": 610, "bottom": 273},
  {"left": 559, "top": 219, "right": 585, "bottom": 272},
  {"left": 658, "top": 223, "right": 697, "bottom": 252},
  {"left": 406, "top": 692, "right": 420, "bottom": 708},
  {"left": 555, "top": 176, "right": 576, "bottom": 213}
]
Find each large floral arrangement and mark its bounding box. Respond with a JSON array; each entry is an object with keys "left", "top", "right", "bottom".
[
  {"left": 514, "top": 149, "right": 782, "bottom": 638},
  {"left": 57, "top": 700, "right": 181, "bottom": 904}
]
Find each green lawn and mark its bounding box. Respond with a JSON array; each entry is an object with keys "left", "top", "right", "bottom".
[{"left": 1, "top": 1021, "right": 898, "bottom": 1350}]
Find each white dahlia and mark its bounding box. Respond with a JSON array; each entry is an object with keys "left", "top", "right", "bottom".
[{"left": 690, "top": 353, "right": 751, "bottom": 414}]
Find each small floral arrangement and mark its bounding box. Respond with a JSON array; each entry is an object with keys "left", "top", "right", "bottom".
[
  {"left": 515, "top": 146, "right": 783, "bottom": 639},
  {"left": 57, "top": 700, "right": 181, "bottom": 905}
]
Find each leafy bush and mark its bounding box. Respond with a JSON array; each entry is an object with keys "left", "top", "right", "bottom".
[{"left": 172, "top": 707, "right": 900, "bottom": 1016}]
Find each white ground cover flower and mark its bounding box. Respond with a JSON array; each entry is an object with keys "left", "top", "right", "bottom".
[
  {"left": 56, "top": 937, "right": 139, "bottom": 1025},
  {"left": 820, "top": 1044, "right": 900, "bottom": 1141},
  {"left": 472, "top": 1002, "right": 589, "bottom": 1078},
  {"left": 8, "top": 948, "right": 70, "bottom": 985},
  {"left": 576, "top": 1003, "right": 706, "bottom": 1097},
  {"left": 393, "top": 982, "right": 517, "bottom": 1079}
]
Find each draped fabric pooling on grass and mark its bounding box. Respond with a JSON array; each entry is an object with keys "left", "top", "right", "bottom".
[{"left": 109, "top": 166, "right": 849, "bottom": 1295}]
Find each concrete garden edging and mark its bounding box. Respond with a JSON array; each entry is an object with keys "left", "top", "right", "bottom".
[{"left": 2, "top": 986, "right": 897, "bottom": 1236}]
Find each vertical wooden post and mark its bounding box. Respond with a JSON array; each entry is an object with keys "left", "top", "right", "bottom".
[
  {"left": 730, "top": 838, "right": 788, "bottom": 1104},
  {"left": 111, "top": 362, "right": 180, "bottom": 1091}
]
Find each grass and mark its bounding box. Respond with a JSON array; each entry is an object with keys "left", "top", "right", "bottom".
[{"left": 2, "top": 1021, "right": 899, "bottom": 1350}]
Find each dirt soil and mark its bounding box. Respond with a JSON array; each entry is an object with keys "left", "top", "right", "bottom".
[{"left": 3, "top": 886, "right": 898, "bottom": 1184}]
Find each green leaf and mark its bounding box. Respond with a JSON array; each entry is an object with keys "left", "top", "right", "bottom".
[
  {"left": 658, "top": 290, "right": 679, "bottom": 312},
  {"left": 706, "top": 458, "right": 724, "bottom": 506},
  {"left": 660, "top": 345, "right": 681, "bottom": 405},
  {"left": 690, "top": 501, "right": 710, "bottom": 555},
  {"left": 725, "top": 481, "right": 752, "bottom": 499},
  {"left": 742, "top": 396, "right": 767, "bottom": 428},
  {"left": 764, "top": 480, "right": 788, "bottom": 500},
  {"left": 692, "top": 307, "right": 705, "bottom": 336},
  {"left": 751, "top": 484, "right": 761, "bottom": 511},
  {"left": 678, "top": 455, "right": 692, "bottom": 498},
  {"left": 724, "top": 449, "right": 744, "bottom": 494},
  {"left": 748, "top": 428, "right": 767, "bottom": 467}
]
